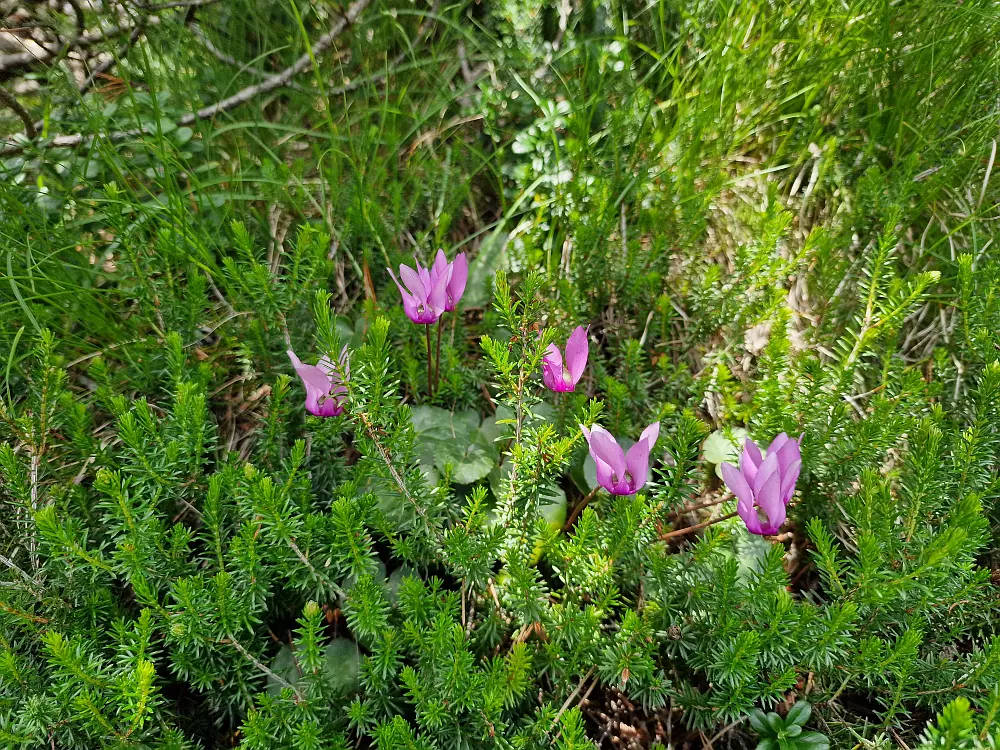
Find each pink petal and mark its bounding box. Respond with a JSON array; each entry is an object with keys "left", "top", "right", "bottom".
[
  {"left": 427, "top": 269, "right": 449, "bottom": 317},
  {"left": 721, "top": 462, "right": 754, "bottom": 510},
  {"left": 593, "top": 453, "right": 619, "bottom": 494},
  {"left": 563, "top": 326, "right": 589, "bottom": 384},
  {"left": 446, "top": 252, "right": 468, "bottom": 310},
  {"left": 769, "top": 433, "right": 800, "bottom": 476},
  {"left": 637, "top": 421, "right": 660, "bottom": 448},
  {"left": 388, "top": 267, "right": 422, "bottom": 322},
  {"left": 624, "top": 429, "right": 655, "bottom": 493},
  {"left": 756, "top": 468, "right": 784, "bottom": 533},
  {"left": 287, "top": 350, "right": 333, "bottom": 395},
  {"left": 751, "top": 452, "right": 779, "bottom": 496},
  {"left": 399, "top": 264, "right": 427, "bottom": 300},
  {"left": 587, "top": 424, "right": 626, "bottom": 479},
  {"left": 737, "top": 499, "right": 766, "bottom": 535},
  {"left": 768, "top": 432, "right": 789, "bottom": 456},
  {"left": 432, "top": 249, "right": 449, "bottom": 281},
  {"left": 744, "top": 438, "right": 764, "bottom": 467},
  {"left": 741, "top": 440, "right": 763, "bottom": 486},
  {"left": 542, "top": 345, "right": 568, "bottom": 391},
  {"left": 780, "top": 459, "right": 801, "bottom": 505}
]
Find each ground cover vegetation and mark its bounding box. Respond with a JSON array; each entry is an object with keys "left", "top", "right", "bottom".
[{"left": 1, "top": 0, "right": 1000, "bottom": 747}]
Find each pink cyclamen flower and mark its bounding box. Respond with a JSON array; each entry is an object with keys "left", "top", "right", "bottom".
[
  {"left": 431, "top": 249, "right": 468, "bottom": 312},
  {"left": 580, "top": 422, "right": 660, "bottom": 495},
  {"left": 721, "top": 433, "right": 802, "bottom": 536},
  {"left": 287, "top": 347, "right": 349, "bottom": 417},
  {"left": 542, "top": 325, "right": 589, "bottom": 392},
  {"left": 387, "top": 258, "right": 449, "bottom": 324}
]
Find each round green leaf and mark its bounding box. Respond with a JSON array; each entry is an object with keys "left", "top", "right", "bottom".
[
  {"left": 703, "top": 427, "right": 747, "bottom": 479},
  {"left": 324, "top": 638, "right": 360, "bottom": 694},
  {"left": 266, "top": 644, "right": 298, "bottom": 696},
  {"left": 539, "top": 486, "right": 567, "bottom": 529}
]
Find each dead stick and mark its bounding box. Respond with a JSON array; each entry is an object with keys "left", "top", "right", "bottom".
[
  {"left": 660, "top": 511, "right": 738, "bottom": 540},
  {"left": 671, "top": 492, "right": 733, "bottom": 517},
  {"left": 0, "top": 86, "right": 35, "bottom": 140},
  {"left": 0, "top": 0, "right": 370, "bottom": 154}
]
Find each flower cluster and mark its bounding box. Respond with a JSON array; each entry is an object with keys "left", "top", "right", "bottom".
[
  {"left": 389, "top": 250, "right": 468, "bottom": 325},
  {"left": 721, "top": 433, "right": 802, "bottom": 535},
  {"left": 288, "top": 263, "right": 803, "bottom": 525}
]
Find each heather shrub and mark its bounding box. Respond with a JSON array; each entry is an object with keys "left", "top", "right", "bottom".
[{"left": 1, "top": 0, "right": 1000, "bottom": 748}]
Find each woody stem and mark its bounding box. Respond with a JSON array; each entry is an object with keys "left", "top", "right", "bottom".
[
  {"left": 426, "top": 325, "right": 434, "bottom": 398},
  {"left": 671, "top": 493, "right": 733, "bottom": 517},
  {"left": 659, "top": 511, "right": 738, "bottom": 540}
]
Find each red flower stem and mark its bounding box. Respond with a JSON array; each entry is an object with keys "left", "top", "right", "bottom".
[
  {"left": 435, "top": 317, "right": 443, "bottom": 391},
  {"left": 659, "top": 511, "right": 738, "bottom": 540},
  {"left": 425, "top": 325, "right": 434, "bottom": 398},
  {"left": 562, "top": 486, "right": 599, "bottom": 532}
]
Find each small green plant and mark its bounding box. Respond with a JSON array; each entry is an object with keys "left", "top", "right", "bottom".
[{"left": 747, "top": 702, "right": 830, "bottom": 750}]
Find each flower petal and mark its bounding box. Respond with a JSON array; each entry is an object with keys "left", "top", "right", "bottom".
[
  {"left": 427, "top": 267, "right": 449, "bottom": 317},
  {"left": 737, "top": 498, "right": 765, "bottom": 535},
  {"left": 741, "top": 439, "right": 763, "bottom": 486},
  {"left": 755, "top": 468, "right": 784, "bottom": 533},
  {"left": 637, "top": 421, "right": 660, "bottom": 448},
  {"left": 624, "top": 428, "right": 656, "bottom": 493},
  {"left": 446, "top": 252, "right": 468, "bottom": 310},
  {"left": 432, "top": 249, "right": 449, "bottom": 281},
  {"left": 587, "top": 424, "right": 626, "bottom": 479},
  {"left": 752, "top": 452, "right": 779, "bottom": 496},
  {"left": 564, "top": 326, "right": 589, "bottom": 384},
  {"left": 744, "top": 438, "right": 764, "bottom": 467},
  {"left": 592, "top": 453, "right": 619, "bottom": 494},
  {"left": 288, "top": 350, "right": 332, "bottom": 395},
  {"left": 780, "top": 459, "right": 801, "bottom": 505},
  {"left": 542, "top": 344, "right": 567, "bottom": 391},
  {"left": 388, "top": 267, "right": 425, "bottom": 322},
  {"left": 721, "top": 461, "right": 754, "bottom": 510},
  {"left": 399, "top": 264, "right": 427, "bottom": 300}
]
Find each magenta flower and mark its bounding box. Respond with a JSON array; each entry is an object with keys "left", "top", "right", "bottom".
[
  {"left": 287, "top": 347, "right": 349, "bottom": 417},
  {"left": 721, "top": 433, "right": 802, "bottom": 535},
  {"left": 542, "top": 325, "right": 589, "bottom": 392},
  {"left": 580, "top": 422, "right": 660, "bottom": 495},
  {"left": 431, "top": 249, "right": 468, "bottom": 312},
  {"left": 387, "top": 259, "right": 449, "bottom": 324}
]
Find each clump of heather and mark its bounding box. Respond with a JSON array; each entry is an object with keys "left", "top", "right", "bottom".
[{"left": 1, "top": 0, "right": 999, "bottom": 748}]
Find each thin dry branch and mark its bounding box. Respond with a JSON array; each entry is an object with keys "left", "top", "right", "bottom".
[
  {"left": 177, "top": 0, "right": 371, "bottom": 124},
  {"left": 0, "top": 0, "right": 371, "bottom": 155},
  {"left": 0, "top": 22, "right": 136, "bottom": 81},
  {"left": 0, "top": 84, "right": 35, "bottom": 139},
  {"left": 189, "top": 24, "right": 307, "bottom": 92}
]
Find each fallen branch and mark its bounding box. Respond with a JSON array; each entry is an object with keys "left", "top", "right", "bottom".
[
  {"left": 0, "top": 0, "right": 371, "bottom": 155},
  {"left": 0, "top": 22, "right": 137, "bottom": 82},
  {"left": 189, "top": 24, "right": 307, "bottom": 92},
  {"left": 0, "top": 85, "right": 35, "bottom": 139},
  {"left": 176, "top": 0, "right": 371, "bottom": 125}
]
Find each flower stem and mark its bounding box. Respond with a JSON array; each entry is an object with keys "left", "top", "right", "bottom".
[
  {"left": 425, "top": 325, "right": 434, "bottom": 399},
  {"left": 659, "top": 511, "right": 738, "bottom": 540},
  {"left": 435, "top": 317, "right": 443, "bottom": 392}
]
